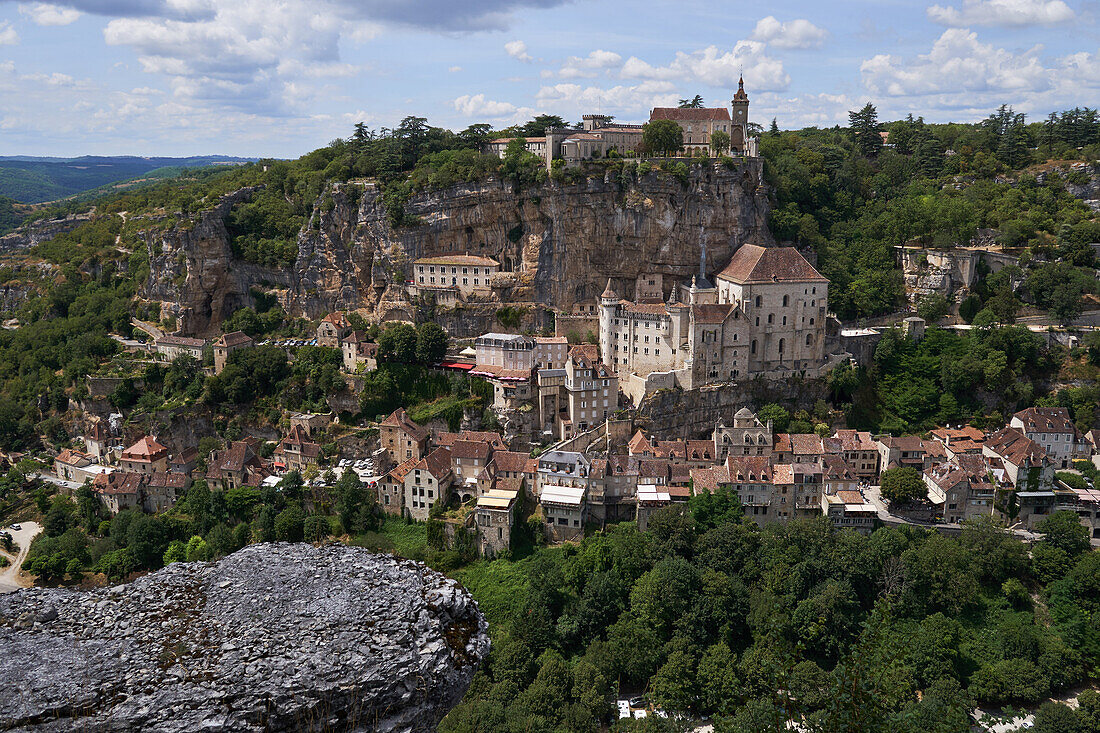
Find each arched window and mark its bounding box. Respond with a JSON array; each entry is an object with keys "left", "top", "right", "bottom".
[
  {"left": 768, "top": 314, "right": 774, "bottom": 324},
  {"left": 782, "top": 316, "right": 787, "bottom": 326},
  {"left": 754, "top": 295, "right": 762, "bottom": 307},
  {"left": 751, "top": 340, "right": 757, "bottom": 355},
  {"left": 782, "top": 295, "right": 789, "bottom": 307},
  {"left": 778, "top": 338, "right": 785, "bottom": 354},
  {"left": 806, "top": 334, "right": 812, "bottom": 346},
  {"left": 812, "top": 287, "right": 817, "bottom": 295}
]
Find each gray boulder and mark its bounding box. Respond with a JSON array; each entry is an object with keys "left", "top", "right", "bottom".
[{"left": 0, "top": 543, "right": 489, "bottom": 732}]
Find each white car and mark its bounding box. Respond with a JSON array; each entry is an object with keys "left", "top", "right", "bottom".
[{"left": 9, "top": 523, "right": 20, "bottom": 531}]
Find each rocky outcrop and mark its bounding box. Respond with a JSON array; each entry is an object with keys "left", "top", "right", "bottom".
[
  {"left": 0, "top": 543, "right": 489, "bottom": 733},
  {"left": 0, "top": 213, "right": 93, "bottom": 253},
  {"left": 141, "top": 160, "right": 772, "bottom": 336}
]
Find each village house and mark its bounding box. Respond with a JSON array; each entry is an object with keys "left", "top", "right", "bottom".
[
  {"left": 924, "top": 453, "right": 1002, "bottom": 524},
  {"left": 288, "top": 412, "right": 330, "bottom": 440},
  {"left": 451, "top": 439, "right": 494, "bottom": 502},
  {"left": 205, "top": 440, "right": 267, "bottom": 491},
  {"left": 82, "top": 418, "right": 112, "bottom": 462},
  {"left": 831, "top": 429, "right": 879, "bottom": 478},
  {"left": 169, "top": 448, "right": 199, "bottom": 476},
  {"left": 316, "top": 312, "right": 352, "bottom": 348},
  {"left": 821, "top": 490, "right": 878, "bottom": 535},
  {"left": 274, "top": 425, "right": 322, "bottom": 474},
  {"left": 119, "top": 436, "right": 169, "bottom": 475},
  {"left": 144, "top": 471, "right": 190, "bottom": 513},
  {"left": 379, "top": 408, "right": 430, "bottom": 466},
  {"left": 377, "top": 458, "right": 415, "bottom": 515},
  {"left": 403, "top": 447, "right": 454, "bottom": 521},
  {"left": 540, "top": 484, "right": 586, "bottom": 541},
  {"left": 875, "top": 435, "right": 930, "bottom": 472},
  {"left": 53, "top": 449, "right": 96, "bottom": 483},
  {"left": 1010, "top": 407, "right": 1087, "bottom": 469},
  {"left": 649, "top": 77, "right": 753, "bottom": 155},
  {"left": 340, "top": 331, "right": 377, "bottom": 373},
  {"left": 212, "top": 331, "right": 254, "bottom": 374},
  {"left": 92, "top": 471, "right": 145, "bottom": 515},
  {"left": 154, "top": 334, "right": 207, "bottom": 362},
  {"left": 475, "top": 488, "right": 518, "bottom": 557},
  {"left": 536, "top": 450, "right": 591, "bottom": 496}
]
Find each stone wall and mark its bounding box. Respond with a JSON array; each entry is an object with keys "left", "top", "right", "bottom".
[{"left": 636, "top": 377, "right": 830, "bottom": 440}]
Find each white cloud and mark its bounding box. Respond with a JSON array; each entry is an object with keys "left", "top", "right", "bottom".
[
  {"left": 750, "top": 16, "right": 828, "bottom": 49},
  {"left": 19, "top": 3, "right": 82, "bottom": 25},
  {"left": 861, "top": 29, "right": 1050, "bottom": 98},
  {"left": 927, "top": 0, "right": 1074, "bottom": 27},
  {"left": 535, "top": 80, "right": 679, "bottom": 115},
  {"left": 0, "top": 21, "right": 19, "bottom": 44},
  {"left": 453, "top": 93, "right": 517, "bottom": 117},
  {"left": 555, "top": 49, "right": 622, "bottom": 79},
  {"left": 505, "top": 39, "right": 532, "bottom": 62},
  {"left": 448, "top": 65, "right": 462, "bottom": 72},
  {"left": 619, "top": 42, "right": 789, "bottom": 91}
]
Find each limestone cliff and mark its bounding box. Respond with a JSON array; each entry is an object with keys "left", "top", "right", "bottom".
[
  {"left": 0, "top": 543, "right": 489, "bottom": 732},
  {"left": 140, "top": 159, "right": 772, "bottom": 337}
]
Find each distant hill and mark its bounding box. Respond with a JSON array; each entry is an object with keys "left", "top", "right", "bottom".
[{"left": 0, "top": 155, "right": 257, "bottom": 203}]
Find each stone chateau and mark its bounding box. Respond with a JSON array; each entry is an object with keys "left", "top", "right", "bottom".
[{"left": 600, "top": 244, "right": 843, "bottom": 401}]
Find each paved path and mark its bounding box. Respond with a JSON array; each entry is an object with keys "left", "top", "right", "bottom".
[
  {"left": 0, "top": 521, "right": 42, "bottom": 593},
  {"left": 131, "top": 317, "right": 164, "bottom": 342}
]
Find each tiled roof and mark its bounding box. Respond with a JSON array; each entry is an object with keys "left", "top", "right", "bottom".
[
  {"left": 690, "top": 465, "right": 730, "bottom": 493},
  {"left": 878, "top": 435, "right": 925, "bottom": 452},
  {"left": 628, "top": 430, "right": 654, "bottom": 455},
  {"left": 638, "top": 459, "right": 671, "bottom": 479},
  {"left": 985, "top": 427, "right": 1048, "bottom": 467},
  {"left": 381, "top": 408, "right": 429, "bottom": 443},
  {"left": 771, "top": 464, "right": 794, "bottom": 485},
  {"left": 726, "top": 455, "right": 773, "bottom": 482},
  {"left": 789, "top": 434, "right": 825, "bottom": 456},
  {"left": 1013, "top": 407, "right": 1078, "bottom": 436},
  {"left": 451, "top": 439, "right": 492, "bottom": 461},
  {"left": 773, "top": 434, "right": 792, "bottom": 453},
  {"left": 691, "top": 303, "right": 734, "bottom": 324},
  {"left": 415, "top": 254, "right": 500, "bottom": 267},
  {"left": 55, "top": 449, "right": 92, "bottom": 466},
  {"left": 207, "top": 441, "right": 258, "bottom": 475},
  {"left": 833, "top": 429, "right": 876, "bottom": 452},
  {"left": 157, "top": 335, "right": 206, "bottom": 348},
  {"left": 623, "top": 302, "right": 668, "bottom": 316},
  {"left": 822, "top": 455, "right": 858, "bottom": 480},
  {"left": 122, "top": 435, "right": 169, "bottom": 460},
  {"left": 415, "top": 447, "right": 453, "bottom": 480},
  {"left": 490, "top": 450, "right": 532, "bottom": 473},
  {"left": 458, "top": 431, "right": 507, "bottom": 450},
  {"left": 650, "top": 107, "right": 731, "bottom": 121},
  {"left": 147, "top": 472, "right": 188, "bottom": 489},
  {"left": 388, "top": 457, "right": 418, "bottom": 483},
  {"left": 93, "top": 471, "right": 144, "bottom": 495},
  {"left": 717, "top": 244, "right": 827, "bottom": 284},
  {"left": 215, "top": 330, "right": 254, "bottom": 348},
  {"left": 320, "top": 312, "right": 350, "bottom": 328}
]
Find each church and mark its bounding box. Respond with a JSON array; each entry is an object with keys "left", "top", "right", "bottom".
[{"left": 599, "top": 244, "right": 834, "bottom": 402}]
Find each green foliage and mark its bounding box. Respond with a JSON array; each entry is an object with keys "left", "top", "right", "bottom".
[
  {"left": 204, "top": 345, "right": 290, "bottom": 405},
  {"left": 849, "top": 103, "right": 883, "bottom": 158},
  {"left": 225, "top": 185, "right": 303, "bottom": 266},
  {"left": 880, "top": 467, "right": 926, "bottom": 504},
  {"left": 641, "top": 120, "right": 683, "bottom": 156}
]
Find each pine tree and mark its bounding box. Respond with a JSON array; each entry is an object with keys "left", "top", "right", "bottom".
[
  {"left": 848, "top": 103, "right": 882, "bottom": 157},
  {"left": 769, "top": 118, "right": 780, "bottom": 136}
]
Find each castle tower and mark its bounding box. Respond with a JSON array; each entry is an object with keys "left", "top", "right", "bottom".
[
  {"left": 730, "top": 76, "right": 750, "bottom": 153},
  {"left": 598, "top": 279, "right": 619, "bottom": 368}
]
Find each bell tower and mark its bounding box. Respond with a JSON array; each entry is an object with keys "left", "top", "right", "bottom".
[{"left": 730, "top": 75, "right": 750, "bottom": 153}]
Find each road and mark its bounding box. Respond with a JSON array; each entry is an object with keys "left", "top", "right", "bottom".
[
  {"left": 0, "top": 521, "right": 42, "bottom": 593},
  {"left": 131, "top": 317, "right": 164, "bottom": 341}
]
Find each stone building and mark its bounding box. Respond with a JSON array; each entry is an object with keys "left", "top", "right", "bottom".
[
  {"left": 212, "top": 331, "right": 254, "bottom": 374},
  {"left": 274, "top": 425, "right": 322, "bottom": 474},
  {"left": 821, "top": 490, "right": 878, "bottom": 535},
  {"left": 403, "top": 447, "right": 453, "bottom": 521},
  {"left": 601, "top": 244, "right": 831, "bottom": 401},
  {"left": 317, "top": 312, "right": 352, "bottom": 348},
  {"left": 535, "top": 345, "right": 618, "bottom": 439},
  {"left": 119, "top": 436, "right": 169, "bottom": 475},
  {"left": 540, "top": 484, "right": 586, "bottom": 541},
  {"left": 475, "top": 489, "right": 518, "bottom": 557},
  {"left": 648, "top": 76, "right": 753, "bottom": 154},
  {"left": 411, "top": 255, "right": 500, "bottom": 300},
  {"left": 155, "top": 335, "right": 207, "bottom": 362},
  {"left": 205, "top": 440, "right": 267, "bottom": 491},
  {"left": 713, "top": 407, "right": 773, "bottom": 461},
  {"left": 340, "top": 331, "right": 377, "bottom": 373},
  {"left": 379, "top": 408, "right": 430, "bottom": 466},
  {"left": 1010, "top": 407, "right": 1087, "bottom": 469}
]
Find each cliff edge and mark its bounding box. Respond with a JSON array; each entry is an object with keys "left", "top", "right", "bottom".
[{"left": 0, "top": 543, "right": 489, "bottom": 732}]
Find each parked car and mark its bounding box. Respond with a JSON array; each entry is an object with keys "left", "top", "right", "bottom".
[{"left": 9, "top": 523, "right": 20, "bottom": 531}]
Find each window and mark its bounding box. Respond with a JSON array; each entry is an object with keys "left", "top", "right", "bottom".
[
  {"left": 751, "top": 340, "right": 757, "bottom": 355},
  {"left": 755, "top": 295, "right": 762, "bottom": 307},
  {"left": 782, "top": 295, "right": 789, "bottom": 307},
  {"left": 806, "top": 334, "right": 812, "bottom": 346},
  {"left": 768, "top": 314, "right": 774, "bottom": 324},
  {"left": 778, "top": 338, "right": 785, "bottom": 354}
]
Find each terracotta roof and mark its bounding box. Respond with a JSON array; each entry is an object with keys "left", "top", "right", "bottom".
[
  {"left": 822, "top": 455, "right": 858, "bottom": 480},
  {"left": 320, "top": 312, "right": 350, "bottom": 328},
  {"left": 985, "top": 427, "right": 1048, "bottom": 467},
  {"left": 388, "top": 457, "right": 418, "bottom": 483},
  {"left": 650, "top": 107, "right": 731, "bottom": 121},
  {"left": 55, "top": 449, "right": 92, "bottom": 466},
  {"left": 491, "top": 451, "right": 531, "bottom": 473},
  {"left": 726, "top": 455, "right": 773, "bottom": 482},
  {"left": 717, "top": 244, "right": 827, "bottom": 284},
  {"left": 836, "top": 490, "right": 867, "bottom": 505},
  {"left": 692, "top": 303, "right": 734, "bottom": 324},
  {"left": 86, "top": 420, "right": 109, "bottom": 442},
  {"left": 215, "top": 331, "right": 254, "bottom": 348},
  {"left": 414, "top": 255, "right": 500, "bottom": 267},
  {"left": 458, "top": 431, "right": 507, "bottom": 450},
  {"left": 206, "top": 441, "right": 259, "bottom": 476},
  {"left": 93, "top": 471, "right": 144, "bottom": 496},
  {"left": 691, "top": 465, "right": 730, "bottom": 493},
  {"left": 638, "top": 459, "right": 671, "bottom": 479},
  {"left": 381, "top": 408, "right": 429, "bottom": 443},
  {"left": 122, "top": 436, "right": 169, "bottom": 461},
  {"left": 789, "top": 434, "right": 825, "bottom": 456},
  {"left": 535, "top": 336, "right": 568, "bottom": 345},
  {"left": 451, "top": 439, "right": 492, "bottom": 461},
  {"left": 930, "top": 426, "right": 985, "bottom": 442},
  {"left": 773, "top": 434, "right": 792, "bottom": 453},
  {"left": 1013, "top": 407, "right": 1078, "bottom": 436},
  {"left": 628, "top": 430, "right": 654, "bottom": 455},
  {"left": 878, "top": 435, "right": 925, "bottom": 452},
  {"left": 624, "top": 302, "right": 669, "bottom": 316},
  {"left": 146, "top": 472, "right": 188, "bottom": 489},
  {"left": 415, "top": 447, "right": 453, "bottom": 480}
]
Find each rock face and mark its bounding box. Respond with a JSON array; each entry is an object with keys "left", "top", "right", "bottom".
[
  {"left": 140, "top": 159, "right": 772, "bottom": 336},
  {"left": 0, "top": 213, "right": 93, "bottom": 254},
  {"left": 0, "top": 543, "right": 489, "bottom": 733}
]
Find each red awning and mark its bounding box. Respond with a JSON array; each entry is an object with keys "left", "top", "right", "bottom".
[{"left": 438, "top": 361, "right": 475, "bottom": 371}]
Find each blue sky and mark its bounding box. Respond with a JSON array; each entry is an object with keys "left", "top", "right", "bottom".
[{"left": 0, "top": 0, "right": 1098, "bottom": 157}]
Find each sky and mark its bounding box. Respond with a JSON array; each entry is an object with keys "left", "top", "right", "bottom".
[{"left": 0, "top": 0, "right": 1098, "bottom": 157}]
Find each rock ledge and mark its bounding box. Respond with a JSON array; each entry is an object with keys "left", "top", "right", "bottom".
[{"left": 0, "top": 543, "right": 489, "bottom": 732}]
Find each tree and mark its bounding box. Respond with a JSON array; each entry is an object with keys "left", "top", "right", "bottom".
[
  {"left": 756, "top": 403, "right": 790, "bottom": 433},
  {"left": 641, "top": 120, "right": 683, "bottom": 157},
  {"left": 916, "top": 293, "right": 950, "bottom": 323},
  {"left": 377, "top": 322, "right": 418, "bottom": 364},
  {"left": 304, "top": 515, "right": 331, "bottom": 542},
  {"left": 274, "top": 505, "right": 305, "bottom": 542},
  {"left": 880, "top": 466, "right": 926, "bottom": 504},
  {"left": 415, "top": 322, "right": 448, "bottom": 365},
  {"left": 848, "top": 103, "right": 882, "bottom": 157},
  {"left": 678, "top": 95, "right": 704, "bottom": 108},
  {"left": 1033, "top": 703, "right": 1085, "bottom": 733},
  {"left": 710, "top": 130, "right": 731, "bottom": 156},
  {"left": 769, "top": 118, "right": 779, "bottom": 136},
  {"left": 519, "top": 115, "right": 567, "bottom": 137},
  {"left": 1035, "top": 510, "right": 1090, "bottom": 557}
]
